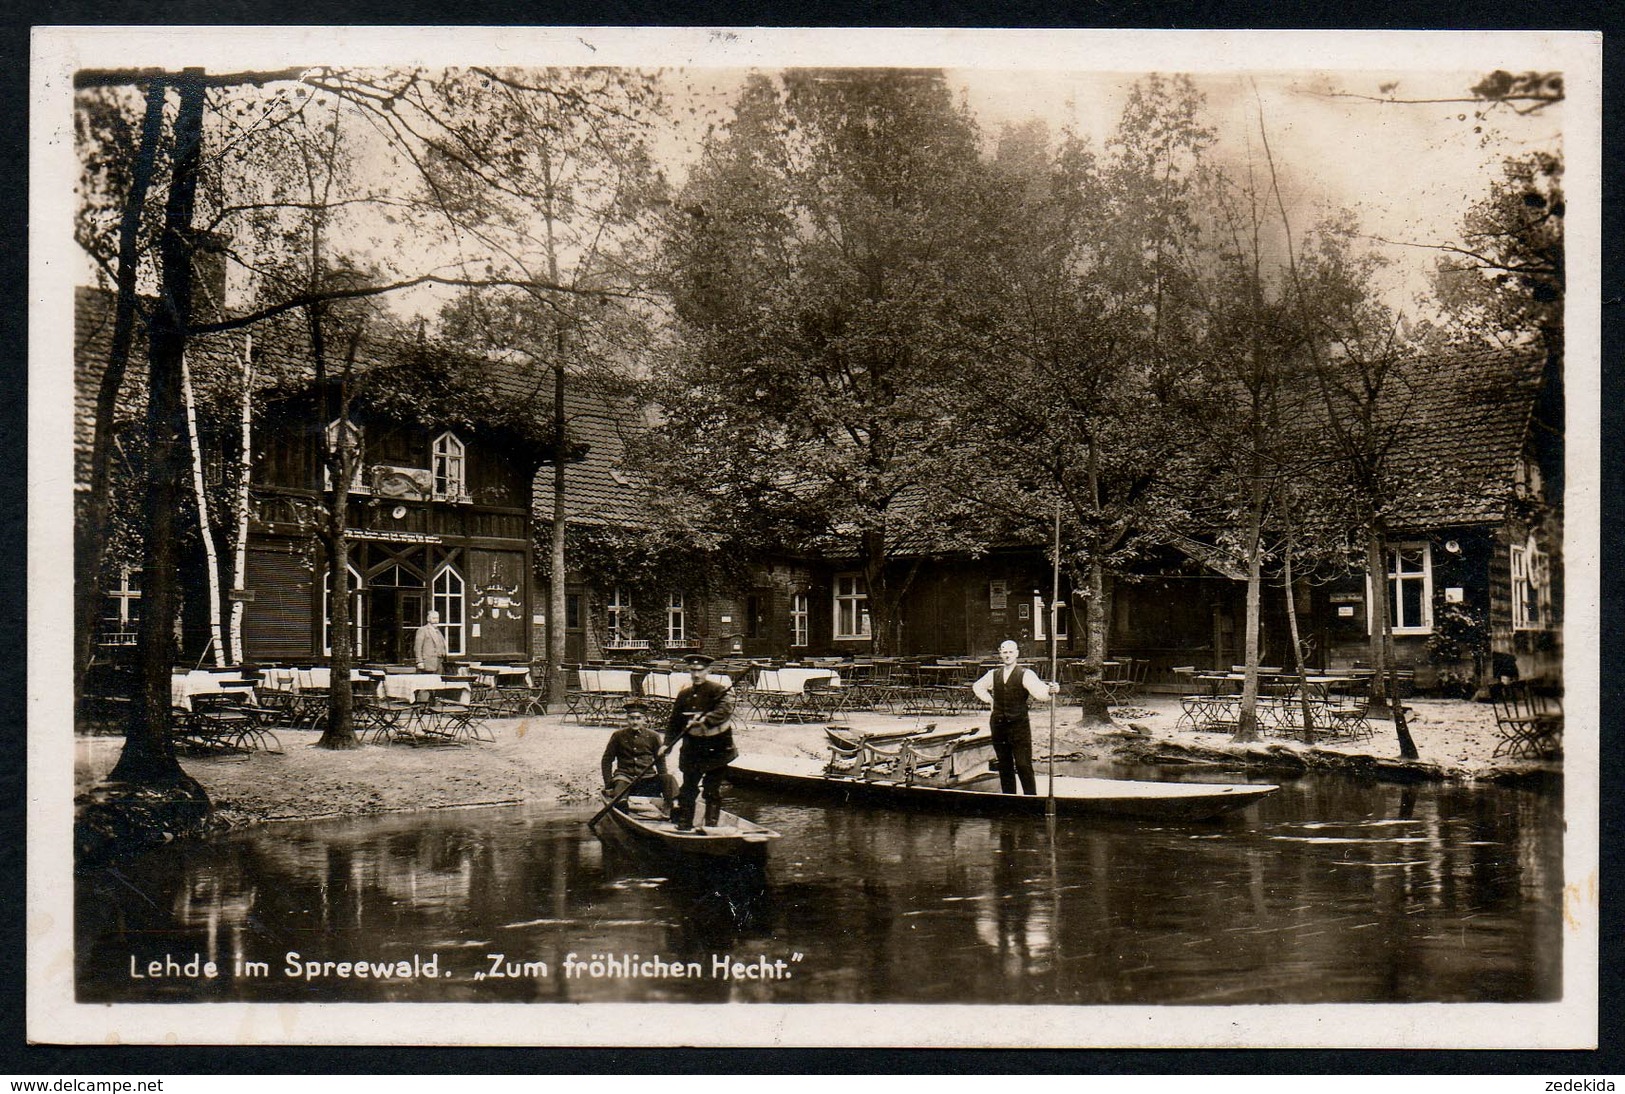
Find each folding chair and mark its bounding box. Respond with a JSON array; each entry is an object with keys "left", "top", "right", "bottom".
[{"left": 1491, "top": 682, "right": 1562, "bottom": 759}]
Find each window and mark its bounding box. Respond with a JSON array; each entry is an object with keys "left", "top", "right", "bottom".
[
  {"left": 833, "top": 574, "right": 871, "bottom": 640},
  {"left": 606, "top": 588, "right": 631, "bottom": 643},
  {"left": 433, "top": 564, "right": 465, "bottom": 655},
  {"left": 432, "top": 431, "right": 466, "bottom": 500},
  {"left": 745, "top": 594, "right": 763, "bottom": 640},
  {"left": 1032, "top": 592, "right": 1069, "bottom": 641},
  {"left": 100, "top": 566, "right": 141, "bottom": 646},
  {"left": 323, "top": 564, "right": 365, "bottom": 655},
  {"left": 666, "top": 592, "right": 686, "bottom": 644},
  {"left": 565, "top": 593, "right": 582, "bottom": 630},
  {"left": 791, "top": 592, "right": 809, "bottom": 648},
  {"left": 1055, "top": 600, "right": 1070, "bottom": 641},
  {"left": 1511, "top": 539, "right": 1552, "bottom": 630},
  {"left": 1371, "top": 542, "right": 1432, "bottom": 634},
  {"left": 323, "top": 419, "right": 365, "bottom": 492}
]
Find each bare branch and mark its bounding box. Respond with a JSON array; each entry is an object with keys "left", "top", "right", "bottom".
[{"left": 190, "top": 274, "right": 636, "bottom": 335}]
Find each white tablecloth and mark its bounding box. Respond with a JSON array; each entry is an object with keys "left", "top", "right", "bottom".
[
  {"left": 470, "top": 664, "right": 533, "bottom": 688},
  {"left": 381, "top": 674, "right": 471, "bottom": 704},
  {"left": 170, "top": 671, "right": 257, "bottom": 712},
  {"left": 777, "top": 667, "right": 840, "bottom": 690}
]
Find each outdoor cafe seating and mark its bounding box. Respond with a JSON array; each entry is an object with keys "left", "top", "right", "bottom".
[
  {"left": 1174, "top": 667, "right": 1376, "bottom": 742},
  {"left": 567, "top": 667, "right": 637, "bottom": 726},
  {"left": 1490, "top": 680, "right": 1562, "bottom": 760},
  {"left": 169, "top": 668, "right": 281, "bottom": 754},
  {"left": 466, "top": 663, "right": 544, "bottom": 717},
  {"left": 747, "top": 666, "right": 850, "bottom": 723}
]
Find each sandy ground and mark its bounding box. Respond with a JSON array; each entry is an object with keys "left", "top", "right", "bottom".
[{"left": 72, "top": 693, "right": 1546, "bottom": 830}]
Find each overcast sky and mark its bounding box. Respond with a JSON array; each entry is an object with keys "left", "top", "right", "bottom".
[
  {"left": 42, "top": 28, "right": 1577, "bottom": 324},
  {"left": 644, "top": 64, "right": 1562, "bottom": 320}
]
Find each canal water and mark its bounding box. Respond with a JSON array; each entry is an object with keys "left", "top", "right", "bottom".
[{"left": 76, "top": 767, "right": 1562, "bottom": 1005}]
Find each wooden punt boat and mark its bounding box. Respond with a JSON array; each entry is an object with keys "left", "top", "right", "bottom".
[
  {"left": 729, "top": 752, "right": 1279, "bottom": 822},
  {"left": 596, "top": 795, "right": 782, "bottom": 861}
]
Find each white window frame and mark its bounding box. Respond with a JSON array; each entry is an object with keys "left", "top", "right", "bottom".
[
  {"left": 1054, "top": 598, "right": 1070, "bottom": 641},
  {"left": 833, "top": 573, "right": 871, "bottom": 640},
  {"left": 322, "top": 418, "right": 366, "bottom": 493},
  {"left": 1511, "top": 539, "right": 1552, "bottom": 631},
  {"left": 432, "top": 563, "right": 465, "bottom": 655},
  {"left": 606, "top": 587, "right": 631, "bottom": 643},
  {"left": 431, "top": 431, "right": 466, "bottom": 501},
  {"left": 323, "top": 563, "right": 366, "bottom": 656},
  {"left": 1367, "top": 541, "right": 1433, "bottom": 635},
  {"left": 1033, "top": 591, "right": 1047, "bottom": 641},
  {"left": 101, "top": 565, "right": 141, "bottom": 645},
  {"left": 791, "top": 592, "right": 809, "bottom": 648},
  {"left": 666, "top": 592, "right": 686, "bottom": 644}
]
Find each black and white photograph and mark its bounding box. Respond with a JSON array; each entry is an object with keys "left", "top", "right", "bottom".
[{"left": 27, "top": 26, "right": 1600, "bottom": 1048}]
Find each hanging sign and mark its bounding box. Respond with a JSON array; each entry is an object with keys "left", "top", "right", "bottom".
[
  {"left": 989, "top": 580, "right": 1007, "bottom": 610},
  {"left": 351, "top": 530, "right": 442, "bottom": 545}
]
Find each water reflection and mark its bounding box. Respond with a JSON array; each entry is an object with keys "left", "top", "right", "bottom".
[{"left": 77, "top": 774, "right": 1561, "bottom": 1005}]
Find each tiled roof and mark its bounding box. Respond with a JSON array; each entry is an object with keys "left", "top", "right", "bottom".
[
  {"left": 529, "top": 379, "right": 655, "bottom": 527},
  {"left": 74, "top": 286, "right": 150, "bottom": 487},
  {"left": 74, "top": 285, "right": 567, "bottom": 487},
  {"left": 1374, "top": 345, "right": 1547, "bottom": 531},
  {"left": 884, "top": 345, "right": 1549, "bottom": 557},
  {"left": 76, "top": 282, "right": 1549, "bottom": 547}
]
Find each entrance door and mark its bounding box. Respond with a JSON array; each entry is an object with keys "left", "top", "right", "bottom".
[
  {"left": 366, "top": 589, "right": 424, "bottom": 664},
  {"left": 564, "top": 590, "right": 585, "bottom": 663},
  {"left": 397, "top": 592, "right": 425, "bottom": 664},
  {"left": 369, "top": 589, "right": 398, "bottom": 663}
]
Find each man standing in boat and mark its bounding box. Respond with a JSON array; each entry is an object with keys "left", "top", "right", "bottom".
[
  {"left": 601, "top": 700, "right": 678, "bottom": 814},
  {"left": 665, "top": 653, "right": 738, "bottom": 831},
  {"left": 972, "top": 639, "right": 1061, "bottom": 795}
]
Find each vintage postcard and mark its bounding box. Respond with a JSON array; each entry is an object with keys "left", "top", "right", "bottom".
[{"left": 28, "top": 26, "right": 1600, "bottom": 1048}]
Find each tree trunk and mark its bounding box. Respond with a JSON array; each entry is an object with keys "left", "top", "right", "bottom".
[
  {"left": 1073, "top": 438, "right": 1112, "bottom": 727},
  {"left": 541, "top": 167, "right": 569, "bottom": 709},
  {"left": 1364, "top": 531, "right": 1391, "bottom": 708},
  {"left": 862, "top": 542, "right": 918, "bottom": 658},
  {"left": 228, "top": 334, "right": 253, "bottom": 664},
  {"left": 317, "top": 524, "right": 360, "bottom": 749},
  {"left": 108, "top": 72, "right": 207, "bottom": 792},
  {"left": 75, "top": 78, "right": 167, "bottom": 702},
  {"left": 1074, "top": 554, "right": 1112, "bottom": 726},
  {"left": 181, "top": 349, "right": 227, "bottom": 667},
  {"left": 1365, "top": 529, "right": 1418, "bottom": 759},
  {"left": 1231, "top": 485, "right": 1264, "bottom": 744},
  {"left": 1281, "top": 527, "right": 1317, "bottom": 744},
  {"left": 314, "top": 312, "right": 360, "bottom": 750},
  {"left": 547, "top": 362, "right": 567, "bottom": 710}
]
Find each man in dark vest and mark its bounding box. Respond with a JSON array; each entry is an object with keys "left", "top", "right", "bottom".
[
  {"left": 971, "top": 639, "right": 1061, "bottom": 795},
  {"left": 665, "top": 653, "right": 737, "bottom": 830}
]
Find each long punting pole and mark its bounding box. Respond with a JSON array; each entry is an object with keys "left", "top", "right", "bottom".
[{"left": 1048, "top": 498, "right": 1061, "bottom": 818}]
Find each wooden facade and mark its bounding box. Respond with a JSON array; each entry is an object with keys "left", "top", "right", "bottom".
[{"left": 242, "top": 394, "right": 536, "bottom": 664}]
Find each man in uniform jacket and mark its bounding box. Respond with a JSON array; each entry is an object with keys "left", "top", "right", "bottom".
[
  {"left": 600, "top": 700, "right": 677, "bottom": 814},
  {"left": 971, "top": 639, "right": 1061, "bottom": 795},
  {"left": 665, "top": 653, "right": 737, "bottom": 830}
]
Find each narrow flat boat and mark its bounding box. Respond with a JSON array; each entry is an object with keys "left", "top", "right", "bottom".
[
  {"left": 596, "top": 795, "right": 782, "bottom": 861},
  {"left": 730, "top": 752, "right": 1279, "bottom": 821}
]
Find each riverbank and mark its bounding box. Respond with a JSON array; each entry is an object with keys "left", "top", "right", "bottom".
[{"left": 73, "top": 693, "right": 1558, "bottom": 835}]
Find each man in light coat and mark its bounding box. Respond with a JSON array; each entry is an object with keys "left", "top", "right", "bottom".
[{"left": 414, "top": 610, "right": 448, "bottom": 673}]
